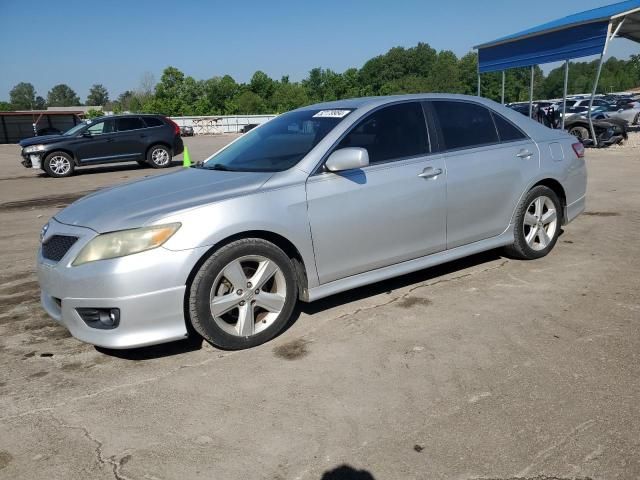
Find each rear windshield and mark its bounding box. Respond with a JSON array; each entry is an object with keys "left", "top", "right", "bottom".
[{"left": 202, "top": 109, "right": 353, "bottom": 172}]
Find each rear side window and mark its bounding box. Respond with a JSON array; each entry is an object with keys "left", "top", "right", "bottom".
[
  {"left": 116, "top": 117, "right": 145, "bottom": 131},
  {"left": 143, "top": 117, "right": 164, "bottom": 127},
  {"left": 432, "top": 101, "right": 498, "bottom": 150},
  {"left": 492, "top": 113, "right": 526, "bottom": 142},
  {"left": 337, "top": 102, "right": 428, "bottom": 164}
]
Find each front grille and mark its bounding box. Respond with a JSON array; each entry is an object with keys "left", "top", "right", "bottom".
[{"left": 42, "top": 235, "right": 78, "bottom": 262}]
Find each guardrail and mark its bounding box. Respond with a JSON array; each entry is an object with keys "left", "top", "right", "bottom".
[{"left": 169, "top": 114, "right": 277, "bottom": 134}]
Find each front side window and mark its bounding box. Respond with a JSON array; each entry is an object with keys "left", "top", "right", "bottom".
[
  {"left": 337, "top": 102, "right": 428, "bottom": 164},
  {"left": 116, "top": 117, "right": 145, "bottom": 132},
  {"left": 432, "top": 101, "right": 498, "bottom": 150},
  {"left": 86, "top": 119, "right": 114, "bottom": 135},
  {"left": 203, "top": 109, "right": 353, "bottom": 172}
]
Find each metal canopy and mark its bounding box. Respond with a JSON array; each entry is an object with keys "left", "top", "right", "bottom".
[
  {"left": 475, "top": 0, "right": 640, "bottom": 73},
  {"left": 474, "top": 0, "right": 640, "bottom": 146}
]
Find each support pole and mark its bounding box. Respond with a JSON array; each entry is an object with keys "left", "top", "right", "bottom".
[
  {"left": 529, "top": 65, "right": 534, "bottom": 118},
  {"left": 477, "top": 73, "right": 481, "bottom": 97},
  {"left": 501, "top": 70, "right": 505, "bottom": 104},
  {"left": 561, "top": 60, "right": 569, "bottom": 130},
  {"left": 589, "top": 19, "right": 624, "bottom": 147}
]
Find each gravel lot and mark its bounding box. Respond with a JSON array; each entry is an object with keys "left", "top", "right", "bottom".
[{"left": 0, "top": 136, "right": 638, "bottom": 480}]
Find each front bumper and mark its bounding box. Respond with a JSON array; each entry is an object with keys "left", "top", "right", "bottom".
[
  {"left": 37, "top": 218, "right": 209, "bottom": 349},
  {"left": 20, "top": 149, "right": 43, "bottom": 169}
]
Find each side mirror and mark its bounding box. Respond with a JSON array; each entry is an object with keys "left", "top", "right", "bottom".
[
  {"left": 325, "top": 147, "right": 369, "bottom": 172},
  {"left": 81, "top": 131, "right": 92, "bottom": 138}
]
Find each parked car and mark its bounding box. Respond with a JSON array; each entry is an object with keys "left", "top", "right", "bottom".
[
  {"left": 564, "top": 111, "right": 628, "bottom": 146},
  {"left": 240, "top": 123, "right": 259, "bottom": 133},
  {"left": 180, "top": 125, "right": 194, "bottom": 136},
  {"left": 37, "top": 94, "right": 586, "bottom": 350},
  {"left": 19, "top": 114, "right": 184, "bottom": 178}
]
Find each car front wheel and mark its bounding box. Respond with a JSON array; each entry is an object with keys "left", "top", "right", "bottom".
[
  {"left": 147, "top": 145, "right": 172, "bottom": 168},
  {"left": 43, "top": 152, "right": 75, "bottom": 178},
  {"left": 188, "top": 239, "right": 298, "bottom": 350},
  {"left": 505, "top": 185, "right": 561, "bottom": 260}
]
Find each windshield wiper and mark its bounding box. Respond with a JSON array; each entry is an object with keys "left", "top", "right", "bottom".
[{"left": 207, "top": 163, "right": 236, "bottom": 171}]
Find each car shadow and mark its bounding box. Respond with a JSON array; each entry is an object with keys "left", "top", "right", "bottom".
[
  {"left": 95, "top": 335, "right": 204, "bottom": 361},
  {"left": 95, "top": 248, "right": 505, "bottom": 360}
]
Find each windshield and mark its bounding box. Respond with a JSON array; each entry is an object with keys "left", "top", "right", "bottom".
[
  {"left": 202, "top": 109, "right": 353, "bottom": 172},
  {"left": 63, "top": 122, "right": 89, "bottom": 136}
]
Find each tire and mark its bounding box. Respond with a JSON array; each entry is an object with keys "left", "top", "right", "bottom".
[
  {"left": 146, "top": 145, "right": 172, "bottom": 168},
  {"left": 188, "top": 238, "right": 298, "bottom": 350},
  {"left": 569, "top": 126, "right": 589, "bottom": 141},
  {"left": 43, "top": 151, "right": 74, "bottom": 178},
  {"left": 504, "top": 185, "right": 561, "bottom": 260},
  {"left": 633, "top": 113, "right": 640, "bottom": 125}
]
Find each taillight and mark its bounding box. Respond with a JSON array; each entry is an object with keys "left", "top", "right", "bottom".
[
  {"left": 572, "top": 142, "right": 585, "bottom": 158},
  {"left": 164, "top": 117, "right": 180, "bottom": 135}
]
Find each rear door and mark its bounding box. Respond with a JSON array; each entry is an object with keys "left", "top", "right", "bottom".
[
  {"left": 306, "top": 101, "right": 447, "bottom": 284},
  {"left": 429, "top": 100, "right": 539, "bottom": 249},
  {"left": 113, "top": 116, "right": 148, "bottom": 160}
]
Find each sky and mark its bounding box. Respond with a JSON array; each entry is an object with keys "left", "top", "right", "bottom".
[{"left": 0, "top": 0, "right": 637, "bottom": 102}]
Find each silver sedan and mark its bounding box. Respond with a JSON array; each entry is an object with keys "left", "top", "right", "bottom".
[{"left": 37, "top": 94, "right": 587, "bottom": 350}]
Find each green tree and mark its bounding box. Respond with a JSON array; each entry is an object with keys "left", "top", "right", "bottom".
[
  {"left": 86, "top": 84, "right": 109, "bottom": 106},
  {"left": 47, "top": 84, "right": 80, "bottom": 107},
  {"left": 232, "top": 91, "right": 266, "bottom": 114},
  {"left": 10, "top": 82, "right": 37, "bottom": 109},
  {"left": 249, "top": 71, "right": 275, "bottom": 100},
  {"left": 34, "top": 96, "right": 46, "bottom": 109},
  {"left": 0, "top": 101, "right": 14, "bottom": 111}
]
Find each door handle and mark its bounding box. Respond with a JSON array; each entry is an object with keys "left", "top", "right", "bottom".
[
  {"left": 516, "top": 149, "right": 533, "bottom": 159},
  {"left": 418, "top": 167, "right": 443, "bottom": 179}
]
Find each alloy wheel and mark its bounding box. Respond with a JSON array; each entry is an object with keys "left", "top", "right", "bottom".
[
  {"left": 523, "top": 196, "right": 558, "bottom": 251},
  {"left": 209, "top": 255, "right": 287, "bottom": 337},
  {"left": 151, "top": 148, "right": 170, "bottom": 166},
  {"left": 49, "top": 155, "right": 71, "bottom": 175}
]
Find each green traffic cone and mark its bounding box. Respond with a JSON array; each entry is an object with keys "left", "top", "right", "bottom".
[{"left": 183, "top": 146, "right": 191, "bottom": 168}]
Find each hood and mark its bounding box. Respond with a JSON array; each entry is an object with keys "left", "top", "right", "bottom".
[
  {"left": 54, "top": 168, "right": 273, "bottom": 232},
  {"left": 19, "top": 134, "right": 67, "bottom": 147}
]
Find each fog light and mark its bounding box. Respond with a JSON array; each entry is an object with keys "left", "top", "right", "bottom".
[{"left": 76, "top": 308, "right": 120, "bottom": 329}]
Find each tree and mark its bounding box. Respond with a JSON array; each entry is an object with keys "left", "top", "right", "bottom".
[
  {"left": 47, "top": 84, "right": 80, "bottom": 107},
  {"left": 34, "top": 96, "right": 46, "bottom": 109},
  {"left": 249, "top": 71, "right": 274, "bottom": 100},
  {"left": 86, "top": 84, "right": 109, "bottom": 106},
  {"left": 232, "top": 91, "right": 266, "bottom": 114},
  {"left": 0, "top": 101, "right": 14, "bottom": 111},
  {"left": 10, "top": 82, "right": 36, "bottom": 110}
]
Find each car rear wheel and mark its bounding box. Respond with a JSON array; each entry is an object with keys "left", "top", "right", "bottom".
[
  {"left": 147, "top": 145, "right": 172, "bottom": 168},
  {"left": 188, "top": 239, "right": 298, "bottom": 350},
  {"left": 634, "top": 112, "right": 640, "bottom": 125},
  {"left": 568, "top": 126, "right": 589, "bottom": 141},
  {"left": 505, "top": 185, "right": 561, "bottom": 260},
  {"left": 43, "top": 152, "right": 74, "bottom": 178}
]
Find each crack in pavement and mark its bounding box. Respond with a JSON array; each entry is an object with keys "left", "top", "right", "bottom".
[{"left": 48, "top": 412, "right": 133, "bottom": 480}]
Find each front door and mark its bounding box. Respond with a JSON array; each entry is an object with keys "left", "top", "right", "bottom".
[
  {"left": 75, "top": 119, "right": 116, "bottom": 162},
  {"left": 306, "top": 102, "right": 447, "bottom": 285}
]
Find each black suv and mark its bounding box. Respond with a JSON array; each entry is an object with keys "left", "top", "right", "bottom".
[{"left": 19, "top": 114, "right": 184, "bottom": 178}]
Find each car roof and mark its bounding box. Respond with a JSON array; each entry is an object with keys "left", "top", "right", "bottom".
[
  {"left": 86, "top": 113, "right": 163, "bottom": 123},
  {"left": 295, "top": 93, "right": 530, "bottom": 112}
]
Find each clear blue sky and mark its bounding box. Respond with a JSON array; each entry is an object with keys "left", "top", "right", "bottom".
[{"left": 0, "top": 0, "right": 637, "bottom": 101}]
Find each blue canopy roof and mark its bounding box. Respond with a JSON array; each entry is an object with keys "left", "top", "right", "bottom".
[{"left": 475, "top": 0, "right": 640, "bottom": 73}]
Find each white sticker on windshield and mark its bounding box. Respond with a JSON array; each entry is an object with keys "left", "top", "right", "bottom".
[{"left": 312, "top": 109, "right": 351, "bottom": 118}]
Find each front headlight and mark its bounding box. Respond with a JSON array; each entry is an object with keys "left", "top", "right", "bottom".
[
  {"left": 24, "top": 145, "right": 46, "bottom": 154},
  {"left": 72, "top": 223, "right": 181, "bottom": 266}
]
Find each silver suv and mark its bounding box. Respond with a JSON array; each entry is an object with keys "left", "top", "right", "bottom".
[{"left": 37, "top": 94, "right": 587, "bottom": 350}]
